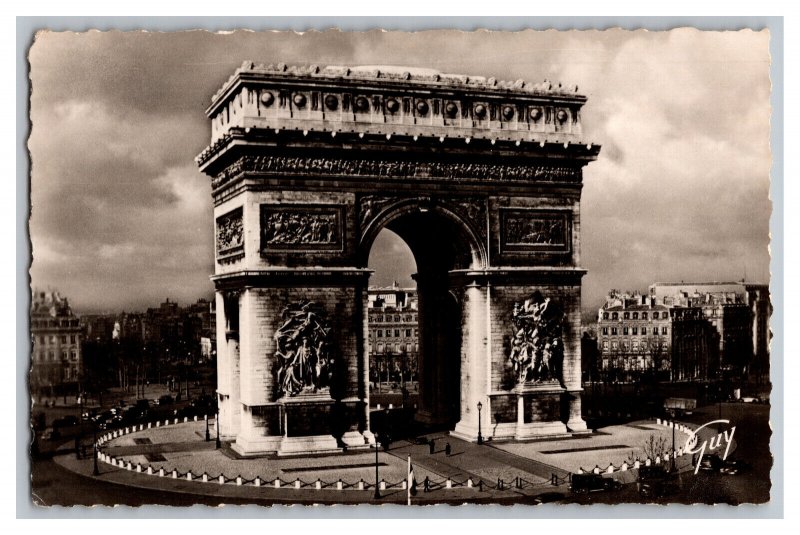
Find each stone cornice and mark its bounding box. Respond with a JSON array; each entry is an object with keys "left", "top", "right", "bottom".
[{"left": 208, "top": 62, "right": 586, "bottom": 115}]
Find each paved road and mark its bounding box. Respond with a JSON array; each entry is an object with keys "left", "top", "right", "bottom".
[{"left": 563, "top": 402, "right": 772, "bottom": 505}]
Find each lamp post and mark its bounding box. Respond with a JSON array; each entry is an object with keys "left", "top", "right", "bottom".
[
  {"left": 92, "top": 422, "right": 99, "bottom": 476},
  {"left": 373, "top": 439, "right": 381, "bottom": 500},
  {"left": 215, "top": 406, "right": 221, "bottom": 449},
  {"left": 477, "top": 401, "right": 483, "bottom": 445},
  {"left": 671, "top": 417, "right": 676, "bottom": 472},
  {"left": 205, "top": 412, "right": 210, "bottom": 442}
]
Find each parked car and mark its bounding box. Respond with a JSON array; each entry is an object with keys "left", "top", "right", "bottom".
[
  {"left": 569, "top": 473, "right": 622, "bottom": 494},
  {"left": 637, "top": 466, "right": 679, "bottom": 498},
  {"left": 720, "top": 459, "right": 750, "bottom": 475},
  {"left": 52, "top": 415, "right": 79, "bottom": 428},
  {"left": 698, "top": 454, "right": 725, "bottom": 472}
]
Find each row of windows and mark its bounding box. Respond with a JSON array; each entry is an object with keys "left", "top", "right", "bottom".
[
  {"left": 369, "top": 314, "right": 417, "bottom": 323},
  {"left": 602, "top": 326, "right": 668, "bottom": 336},
  {"left": 370, "top": 329, "right": 417, "bottom": 338},
  {"left": 369, "top": 342, "right": 419, "bottom": 353},
  {"left": 602, "top": 340, "right": 668, "bottom": 351},
  {"left": 31, "top": 319, "right": 80, "bottom": 329},
  {"left": 602, "top": 311, "right": 665, "bottom": 321},
  {"left": 33, "top": 334, "right": 78, "bottom": 345},
  {"left": 33, "top": 350, "right": 79, "bottom": 362}
]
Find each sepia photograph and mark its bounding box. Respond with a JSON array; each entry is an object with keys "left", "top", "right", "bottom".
[{"left": 23, "top": 22, "right": 777, "bottom": 511}]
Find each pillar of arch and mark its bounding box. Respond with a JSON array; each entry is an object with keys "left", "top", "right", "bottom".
[{"left": 197, "top": 63, "right": 600, "bottom": 455}]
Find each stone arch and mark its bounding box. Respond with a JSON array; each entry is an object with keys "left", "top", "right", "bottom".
[{"left": 357, "top": 197, "right": 488, "bottom": 270}]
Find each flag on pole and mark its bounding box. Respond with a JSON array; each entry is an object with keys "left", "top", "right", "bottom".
[{"left": 407, "top": 454, "right": 417, "bottom": 505}]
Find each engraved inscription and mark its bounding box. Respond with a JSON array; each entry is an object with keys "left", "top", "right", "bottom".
[
  {"left": 260, "top": 205, "right": 342, "bottom": 251},
  {"left": 216, "top": 207, "right": 244, "bottom": 258}
]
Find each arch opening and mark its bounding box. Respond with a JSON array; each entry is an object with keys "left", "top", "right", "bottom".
[{"left": 364, "top": 208, "right": 475, "bottom": 430}]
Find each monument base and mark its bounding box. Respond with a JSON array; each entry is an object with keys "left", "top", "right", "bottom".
[
  {"left": 341, "top": 430, "right": 370, "bottom": 450},
  {"left": 231, "top": 434, "right": 283, "bottom": 457},
  {"left": 277, "top": 435, "right": 341, "bottom": 456}
]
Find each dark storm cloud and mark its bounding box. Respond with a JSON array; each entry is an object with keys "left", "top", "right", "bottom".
[{"left": 27, "top": 29, "right": 771, "bottom": 313}]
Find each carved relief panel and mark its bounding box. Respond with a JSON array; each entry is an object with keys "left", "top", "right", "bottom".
[
  {"left": 499, "top": 208, "right": 571, "bottom": 254},
  {"left": 508, "top": 291, "right": 565, "bottom": 386},
  {"left": 216, "top": 207, "right": 244, "bottom": 261},
  {"left": 260, "top": 204, "right": 344, "bottom": 252}
]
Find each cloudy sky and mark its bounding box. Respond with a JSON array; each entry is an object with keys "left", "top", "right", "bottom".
[{"left": 27, "top": 28, "right": 772, "bottom": 313}]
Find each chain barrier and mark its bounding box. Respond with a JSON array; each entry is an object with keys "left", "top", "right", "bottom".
[{"left": 97, "top": 414, "right": 586, "bottom": 493}]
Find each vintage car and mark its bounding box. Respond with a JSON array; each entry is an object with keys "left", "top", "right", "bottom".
[{"left": 569, "top": 473, "right": 622, "bottom": 494}]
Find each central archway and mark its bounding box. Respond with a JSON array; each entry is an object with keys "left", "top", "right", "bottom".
[{"left": 360, "top": 200, "right": 486, "bottom": 427}]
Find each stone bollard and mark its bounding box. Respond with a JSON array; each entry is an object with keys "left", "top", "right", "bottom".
[
  {"left": 358, "top": 480, "right": 364, "bottom": 490},
  {"left": 159, "top": 468, "right": 165, "bottom": 477},
  {"left": 446, "top": 479, "right": 452, "bottom": 489},
  {"left": 136, "top": 464, "right": 142, "bottom": 473},
  {"left": 174, "top": 418, "right": 179, "bottom": 425},
  {"left": 389, "top": 404, "right": 393, "bottom": 409},
  {"left": 295, "top": 480, "right": 301, "bottom": 489},
  {"left": 656, "top": 418, "right": 662, "bottom": 425},
  {"left": 315, "top": 480, "right": 321, "bottom": 490},
  {"left": 187, "top": 472, "right": 193, "bottom": 481},
  {"left": 467, "top": 478, "right": 473, "bottom": 488},
  {"left": 337, "top": 480, "right": 343, "bottom": 490},
  {"left": 645, "top": 459, "right": 651, "bottom": 467},
  {"left": 202, "top": 473, "right": 208, "bottom": 482},
  {"left": 274, "top": 478, "right": 280, "bottom": 488},
  {"left": 194, "top": 416, "right": 198, "bottom": 422},
  {"left": 621, "top": 462, "right": 628, "bottom": 471},
  {"left": 184, "top": 417, "right": 188, "bottom": 423},
  {"left": 219, "top": 475, "right": 225, "bottom": 485},
  {"left": 654, "top": 456, "right": 661, "bottom": 465},
  {"left": 126, "top": 462, "right": 132, "bottom": 471},
  {"left": 255, "top": 477, "right": 261, "bottom": 487},
  {"left": 380, "top": 480, "right": 386, "bottom": 490},
  {"left": 147, "top": 466, "right": 153, "bottom": 475},
  {"left": 237, "top": 477, "right": 242, "bottom": 486},
  {"left": 607, "top": 464, "right": 614, "bottom": 474},
  {"left": 401, "top": 481, "right": 407, "bottom": 489},
  {"left": 377, "top": 404, "right": 381, "bottom": 410},
  {"left": 172, "top": 470, "right": 178, "bottom": 479},
  {"left": 148, "top": 422, "right": 152, "bottom": 429},
  {"left": 156, "top": 421, "right": 161, "bottom": 427}
]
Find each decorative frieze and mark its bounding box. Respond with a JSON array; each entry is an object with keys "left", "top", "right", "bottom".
[
  {"left": 500, "top": 208, "right": 571, "bottom": 254},
  {"left": 212, "top": 155, "right": 582, "bottom": 191},
  {"left": 216, "top": 207, "right": 244, "bottom": 260},
  {"left": 260, "top": 204, "right": 343, "bottom": 251}
]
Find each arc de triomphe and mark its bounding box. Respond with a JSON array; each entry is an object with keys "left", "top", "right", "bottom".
[{"left": 196, "top": 63, "right": 601, "bottom": 456}]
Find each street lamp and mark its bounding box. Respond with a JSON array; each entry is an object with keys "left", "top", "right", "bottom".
[
  {"left": 476, "top": 401, "right": 483, "bottom": 445},
  {"left": 205, "top": 412, "right": 210, "bottom": 442},
  {"left": 373, "top": 439, "right": 381, "bottom": 500},
  {"left": 215, "top": 406, "right": 221, "bottom": 449},
  {"left": 92, "top": 422, "right": 99, "bottom": 476}
]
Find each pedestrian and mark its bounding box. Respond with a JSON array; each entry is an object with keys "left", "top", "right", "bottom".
[
  {"left": 445, "top": 442, "right": 451, "bottom": 456},
  {"left": 429, "top": 438, "right": 435, "bottom": 454}
]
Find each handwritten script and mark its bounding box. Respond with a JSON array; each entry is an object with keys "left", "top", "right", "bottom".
[{"left": 683, "top": 419, "right": 736, "bottom": 474}]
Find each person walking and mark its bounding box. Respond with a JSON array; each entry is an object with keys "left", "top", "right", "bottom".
[{"left": 445, "top": 442, "right": 452, "bottom": 456}]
